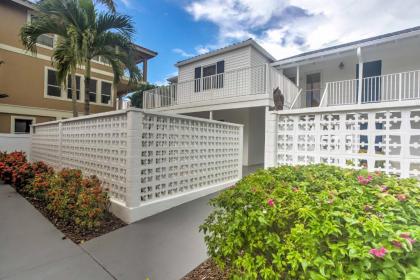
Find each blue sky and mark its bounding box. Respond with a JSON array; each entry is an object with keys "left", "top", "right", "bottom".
[{"left": 113, "top": 0, "right": 420, "bottom": 85}]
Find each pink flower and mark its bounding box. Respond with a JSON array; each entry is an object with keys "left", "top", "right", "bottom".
[
  {"left": 392, "top": 240, "right": 402, "bottom": 248},
  {"left": 380, "top": 185, "right": 388, "bottom": 192},
  {"left": 400, "top": 233, "right": 416, "bottom": 244},
  {"left": 267, "top": 198, "right": 275, "bottom": 207},
  {"left": 369, "top": 247, "right": 388, "bottom": 258},
  {"left": 400, "top": 233, "right": 410, "bottom": 239},
  {"left": 396, "top": 194, "right": 407, "bottom": 201},
  {"left": 357, "top": 175, "right": 373, "bottom": 185}
]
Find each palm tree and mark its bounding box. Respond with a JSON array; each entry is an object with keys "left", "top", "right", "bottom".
[{"left": 21, "top": 0, "right": 140, "bottom": 115}]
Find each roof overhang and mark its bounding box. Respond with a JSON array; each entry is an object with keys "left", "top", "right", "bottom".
[
  {"left": 175, "top": 39, "right": 276, "bottom": 67},
  {"left": 132, "top": 44, "right": 157, "bottom": 63},
  {"left": 272, "top": 26, "right": 420, "bottom": 67},
  {"left": 7, "top": 0, "right": 35, "bottom": 9}
]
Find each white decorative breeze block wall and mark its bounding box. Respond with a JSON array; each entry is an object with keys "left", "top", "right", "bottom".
[
  {"left": 271, "top": 106, "right": 420, "bottom": 178},
  {"left": 31, "top": 109, "right": 243, "bottom": 223}
]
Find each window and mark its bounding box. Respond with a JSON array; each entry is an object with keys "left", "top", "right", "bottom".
[
  {"left": 101, "top": 81, "right": 112, "bottom": 104},
  {"left": 67, "top": 75, "right": 81, "bottom": 100},
  {"left": 28, "top": 14, "right": 54, "bottom": 48},
  {"left": 194, "top": 60, "right": 224, "bottom": 92},
  {"left": 92, "top": 56, "right": 109, "bottom": 65},
  {"left": 203, "top": 64, "right": 216, "bottom": 77},
  {"left": 46, "top": 69, "right": 61, "bottom": 97},
  {"left": 12, "top": 116, "right": 35, "bottom": 134},
  {"left": 89, "top": 79, "right": 97, "bottom": 102}
]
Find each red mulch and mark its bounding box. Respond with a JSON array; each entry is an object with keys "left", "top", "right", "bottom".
[
  {"left": 182, "top": 259, "right": 229, "bottom": 280},
  {"left": 21, "top": 192, "right": 126, "bottom": 244}
]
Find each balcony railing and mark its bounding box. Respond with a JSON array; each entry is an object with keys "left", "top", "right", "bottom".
[
  {"left": 323, "top": 70, "right": 420, "bottom": 106},
  {"left": 143, "top": 65, "right": 268, "bottom": 109}
]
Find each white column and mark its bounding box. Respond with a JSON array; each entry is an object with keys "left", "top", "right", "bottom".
[
  {"left": 296, "top": 65, "right": 300, "bottom": 87},
  {"left": 209, "top": 111, "right": 213, "bottom": 120},
  {"left": 357, "top": 47, "right": 363, "bottom": 104},
  {"left": 264, "top": 106, "right": 277, "bottom": 168},
  {"left": 238, "top": 125, "right": 244, "bottom": 178},
  {"left": 125, "top": 110, "right": 142, "bottom": 208},
  {"left": 58, "top": 121, "right": 63, "bottom": 169}
]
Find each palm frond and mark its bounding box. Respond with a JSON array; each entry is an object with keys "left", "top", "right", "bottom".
[
  {"left": 96, "top": 0, "right": 116, "bottom": 13},
  {"left": 96, "top": 13, "right": 134, "bottom": 38}
]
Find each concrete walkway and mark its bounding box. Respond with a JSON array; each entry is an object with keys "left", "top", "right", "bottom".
[
  {"left": 0, "top": 184, "right": 114, "bottom": 280},
  {"left": 82, "top": 193, "right": 216, "bottom": 280},
  {"left": 0, "top": 165, "right": 263, "bottom": 280},
  {"left": 0, "top": 184, "right": 216, "bottom": 280}
]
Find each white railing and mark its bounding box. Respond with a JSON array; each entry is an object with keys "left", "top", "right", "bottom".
[
  {"left": 117, "top": 98, "right": 131, "bottom": 109},
  {"left": 143, "top": 84, "right": 177, "bottom": 109},
  {"left": 31, "top": 109, "right": 243, "bottom": 223},
  {"left": 291, "top": 89, "right": 323, "bottom": 109},
  {"left": 269, "top": 67, "right": 300, "bottom": 109},
  {"left": 325, "top": 70, "right": 420, "bottom": 106},
  {"left": 143, "top": 65, "right": 267, "bottom": 109},
  {"left": 265, "top": 106, "right": 420, "bottom": 178}
]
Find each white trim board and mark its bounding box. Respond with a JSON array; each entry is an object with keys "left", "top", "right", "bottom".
[
  {"left": 10, "top": 115, "right": 36, "bottom": 133},
  {"left": 0, "top": 103, "right": 76, "bottom": 119},
  {"left": 0, "top": 43, "right": 115, "bottom": 78}
]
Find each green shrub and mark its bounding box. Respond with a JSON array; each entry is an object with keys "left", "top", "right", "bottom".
[
  {"left": 43, "top": 169, "right": 109, "bottom": 230},
  {"left": 0, "top": 151, "right": 111, "bottom": 231},
  {"left": 200, "top": 164, "right": 420, "bottom": 279}
]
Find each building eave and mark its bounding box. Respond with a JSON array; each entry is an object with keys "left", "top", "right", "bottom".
[
  {"left": 272, "top": 26, "right": 420, "bottom": 67},
  {"left": 175, "top": 39, "right": 275, "bottom": 67},
  {"left": 7, "top": 0, "right": 35, "bottom": 10}
]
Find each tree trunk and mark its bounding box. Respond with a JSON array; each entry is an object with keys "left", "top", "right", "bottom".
[
  {"left": 84, "top": 61, "right": 91, "bottom": 115},
  {"left": 71, "top": 70, "right": 78, "bottom": 117}
]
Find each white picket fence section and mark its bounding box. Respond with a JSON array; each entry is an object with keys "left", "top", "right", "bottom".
[
  {"left": 31, "top": 109, "right": 243, "bottom": 223},
  {"left": 265, "top": 105, "right": 420, "bottom": 178}
]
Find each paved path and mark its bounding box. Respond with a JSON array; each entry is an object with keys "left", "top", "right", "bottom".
[
  {"left": 0, "top": 184, "right": 215, "bottom": 280},
  {"left": 0, "top": 165, "right": 263, "bottom": 280},
  {"left": 0, "top": 184, "right": 114, "bottom": 280},
  {"left": 82, "top": 193, "right": 216, "bottom": 280}
]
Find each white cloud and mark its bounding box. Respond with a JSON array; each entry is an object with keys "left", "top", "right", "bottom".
[
  {"left": 119, "top": 0, "right": 131, "bottom": 7},
  {"left": 173, "top": 48, "right": 195, "bottom": 58},
  {"left": 185, "top": 0, "right": 420, "bottom": 59}
]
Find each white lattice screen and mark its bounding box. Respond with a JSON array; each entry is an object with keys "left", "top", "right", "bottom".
[
  {"left": 31, "top": 109, "right": 243, "bottom": 222},
  {"left": 273, "top": 107, "right": 420, "bottom": 178}
]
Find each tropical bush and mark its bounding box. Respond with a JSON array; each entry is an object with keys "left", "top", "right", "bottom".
[
  {"left": 200, "top": 164, "right": 420, "bottom": 279},
  {"left": 43, "top": 169, "right": 109, "bottom": 230},
  {"left": 0, "top": 151, "right": 27, "bottom": 185},
  {"left": 0, "top": 152, "right": 110, "bottom": 230}
]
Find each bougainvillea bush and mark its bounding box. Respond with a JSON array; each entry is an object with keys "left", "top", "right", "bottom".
[{"left": 200, "top": 164, "right": 420, "bottom": 279}]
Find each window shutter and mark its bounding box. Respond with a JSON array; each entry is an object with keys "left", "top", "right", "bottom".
[
  {"left": 216, "top": 61, "right": 225, "bottom": 74},
  {"left": 194, "top": 67, "right": 201, "bottom": 79}
]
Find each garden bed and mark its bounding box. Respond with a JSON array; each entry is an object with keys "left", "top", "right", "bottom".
[
  {"left": 21, "top": 191, "right": 125, "bottom": 244},
  {"left": 182, "top": 259, "right": 228, "bottom": 280},
  {"left": 0, "top": 151, "right": 126, "bottom": 244}
]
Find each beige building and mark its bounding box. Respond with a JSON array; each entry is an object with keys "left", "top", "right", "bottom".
[{"left": 0, "top": 0, "right": 156, "bottom": 133}]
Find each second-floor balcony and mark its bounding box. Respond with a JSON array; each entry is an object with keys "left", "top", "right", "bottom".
[
  {"left": 290, "top": 69, "right": 420, "bottom": 109},
  {"left": 143, "top": 64, "right": 299, "bottom": 111}
]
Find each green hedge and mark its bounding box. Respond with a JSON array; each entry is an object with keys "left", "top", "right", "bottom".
[{"left": 200, "top": 164, "right": 420, "bottom": 279}]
